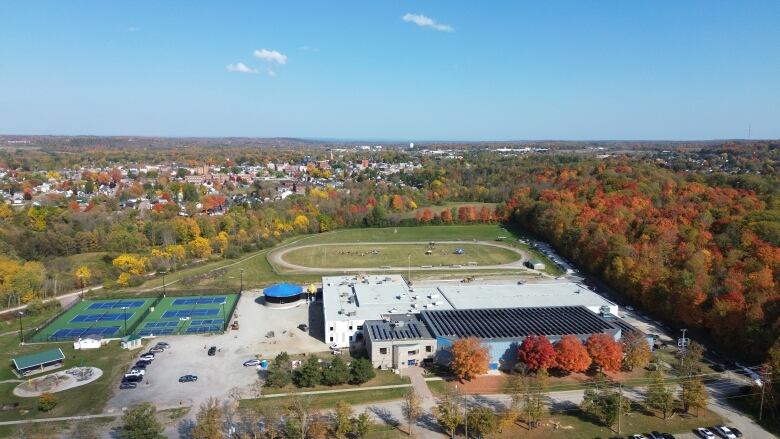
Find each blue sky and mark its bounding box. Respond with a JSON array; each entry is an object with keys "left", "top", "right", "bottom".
[{"left": 1, "top": 1, "right": 779, "bottom": 140}]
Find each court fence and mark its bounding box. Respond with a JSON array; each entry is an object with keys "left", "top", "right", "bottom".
[{"left": 24, "top": 296, "right": 84, "bottom": 344}]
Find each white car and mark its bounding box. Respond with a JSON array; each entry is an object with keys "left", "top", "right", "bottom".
[
  {"left": 139, "top": 354, "right": 155, "bottom": 362},
  {"left": 243, "top": 359, "right": 261, "bottom": 367},
  {"left": 713, "top": 426, "right": 736, "bottom": 439},
  {"left": 695, "top": 427, "right": 715, "bottom": 439},
  {"left": 125, "top": 369, "right": 145, "bottom": 377}
]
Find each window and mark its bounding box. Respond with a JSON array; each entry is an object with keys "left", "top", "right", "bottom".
[
  {"left": 425, "top": 346, "right": 432, "bottom": 352},
  {"left": 379, "top": 348, "right": 387, "bottom": 355},
  {"left": 329, "top": 337, "right": 333, "bottom": 342},
  {"left": 357, "top": 325, "right": 363, "bottom": 330},
  {"left": 407, "top": 350, "right": 418, "bottom": 355},
  {"left": 329, "top": 326, "right": 334, "bottom": 331},
  {"left": 348, "top": 325, "right": 353, "bottom": 330}
]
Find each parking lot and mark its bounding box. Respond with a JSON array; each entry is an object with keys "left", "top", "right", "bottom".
[{"left": 106, "top": 289, "right": 327, "bottom": 412}]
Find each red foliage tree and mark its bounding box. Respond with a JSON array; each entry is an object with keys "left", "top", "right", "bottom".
[
  {"left": 586, "top": 334, "right": 623, "bottom": 372},
  {"left": 517, "top": 335, "right": 557, "bottom": 371},
  {"left": 555, "top": 335, "right": 592, "bottom": 374},
  {"left": 441, "top": 209, "right": 453, "bottom": 223}
]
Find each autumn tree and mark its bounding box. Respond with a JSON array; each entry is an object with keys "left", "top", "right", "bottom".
[
  {"left": 330, "top": 401, "right": 353, "bottom": 439},
  {"left": 432, "top": 389, "right": 463, "bottom": 439},
  {"left": 622, "top": 330, "right": 651, "bottom": 371},
  {"left": 120, "top": 402, "right": 165, "bottom": 439},
  {"left": 580, "top": 374, "right": 629, "bottom": 432},
  {"left": 680, "top": 376, "right": 708, "bottom": 416},
  {"left": 191, "top": 397, "right": 225, "bottom": 439},
  {"left": 401, "top": 388, "right": 422, "bottom": 437},
  {"left": 74, "top": 265, "right": 91, "bottom": 289},
  {"left": 645, "top": 369, "right": 675, "bottom": 420},
  {"left": 586, "top": 334, "right": 623, "bottom": 373},
  {"left": 466, "top": 407, "right": 498, "bottom": 438},
  {"left": 555, "top": 335, "right": 591, "bottom": 374},
  {"left": 450, "top": 337, "right": 490, "bottom": 381},
  {"left": 518, "top": 335, "right": 557, "bottom": 372}
]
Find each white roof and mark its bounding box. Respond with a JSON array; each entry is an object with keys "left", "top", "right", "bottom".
[{"left": 323, "top": 275, "right": 615, "bottom": 323}]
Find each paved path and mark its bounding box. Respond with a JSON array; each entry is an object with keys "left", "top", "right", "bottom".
[
  {"left": 268, "top": 240, "right": 531, "bottom": 273},
  {"left": 0, "top": 285, "right": 103, "bottom": 316},
  {"left": 402, "top": 366, "right": 433, "bottom": 400}
]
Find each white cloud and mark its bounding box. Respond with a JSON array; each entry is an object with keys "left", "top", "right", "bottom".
[
  {"left": 402, "top": 13, "right": 454, "bottom": 32},
  {"left": 226, "top": 62, "right": 258, "bottom": 74},
  {"left": 253, "top": 48, "right": 288, "bottom": 65}
]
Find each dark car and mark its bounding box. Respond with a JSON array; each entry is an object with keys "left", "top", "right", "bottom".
[
  {"left": 149, "top": 346, "right": 165, "bottom": 353},
  {"left": 122, "top": 375, "right": 143, "bottom": 383},
  {"left": 119, "top": 382, "right": 137, "bottom": 389},
  {"left": 728, "top": 427, "right": 742, "bottom": 438},
  {"left": 661, "top": 434, "right": 676, "bottom": 439},
  {"left": 297, "top": 324, "right": 308, "bottom": 332},
  {"left": 179, "top": 375, "right": 198, "bottom": 383},
  {"left": 207, "top": 346, "right": 217, "bottom": 356},
  {"left": 133, "top": 362, "right": 147, "bottom": 369},
  {"left": 649, "top": 432, "right": 664, "bottom": 439}
]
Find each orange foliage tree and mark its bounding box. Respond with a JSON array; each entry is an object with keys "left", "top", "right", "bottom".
[
  {"left": 586, "top": 334, "right": 623, "bottom": 372},
  {"left": 517, "top": 335, "right": 557, "bottom": 372},
  {"left": 555, "top": 335, "right": 592, "bottom": 374},
  {"left": 450, "top": 337, "right": 490, "bottom": 381}
]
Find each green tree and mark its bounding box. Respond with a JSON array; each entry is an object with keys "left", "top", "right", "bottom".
[
  {"left": 294, "top": 356, "right": 323, "bottom": 388},
  {"left": 645, "top": 369, "right": 675, "bottom": 420},
  {"left": 349, "top": 358, "right": 376, "bottom": 384},
  {"left": 191, "top": 398, "right": 225, "bottom": 439},
  {"left": 432, "top": 390, "right": 463, "bottom": 439},
  {"left": 120, "top": 402, "right": 165, "bottom": 439},
  {"left": 322, "top": 356, "right": 350, "bottom": 386},
  {"left": 467, "top": 406, "right": 498, "bottom": 438},
  {"left": 265, "top": 352, "right": 292, "bottom": 388},
  {"left": 680, "top": 376, "right": 708, "bottom": 416},
  {"left": 622, "top": 330, "right": 652, "bottom": 371},
  {"left": 330, "top": 401, "right": 353, "bottom": 439},
  {"left": 580, "top": 375, "right": 630, "bottom": 432},
  {"left": 350, "top": 410, "right": 374, "bottom": 438},
  {"left": 401, "top": 388, "right": 422, "bottom": 437}
]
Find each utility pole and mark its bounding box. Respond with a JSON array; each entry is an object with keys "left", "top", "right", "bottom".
[
  {"left": 617, "top": 384, "right": 622, "bottom": 435},
  {"left": 17, "top": 311, "right": 24, "bottom": 343},
  {"left": 677, "top": 328, "right": 689, "bottom": 369},
  {"left": 407, "top": 254, "right": 411, "bottom": 284},
  {"left": 759, "top": 364, "right": 771, "bottom": 421}
]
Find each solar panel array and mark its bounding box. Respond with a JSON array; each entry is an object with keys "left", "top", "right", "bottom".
[
  {"left": 144, "top": 321, "right": 179, "bottom": 328},
  {"left": 52, "top": 326, "right": 119, "bottom": 339},
  {"left": 420, "top": 306, "right": 616, "bottom": 340},
  {"left": 71, "top": 312, "right": 134, "bottom": 323},
  {"left": 185, "top": 325, "right": 222, "bottom": 334},
  {"left": 87, "top": 300, "right": 146, "bottom": 310},
  {"left": 367, "top": 320, "right": 431, "bottom": 341},
  {"left": 163, "top": 309, "right": 219, "bottom": 318},
  {"left": 172, "top": 297, "right": 226, "bottom": 306}
]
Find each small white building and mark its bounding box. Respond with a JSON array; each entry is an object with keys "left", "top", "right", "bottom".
[
  {"left": 120, "top": 335, "right": 143, "bottom": 350},
  {"left": 73, "top": 335, "right": 105, "bottom": 350}
]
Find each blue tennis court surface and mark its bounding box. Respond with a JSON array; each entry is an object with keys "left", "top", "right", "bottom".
[
  {"left": 87, "top": 300, "right": 146, "bottom": 310},
  {"left": 144, "top": 321, "right": 179, "bottom": 328},
  {"left": 70, "top": 312, "right": 134, "bottom": 323},
  {"left": 137, "top": 328, "right": 176, "bottom": 336},
  {"left": 163, "top": 309, "right": 220, "bottom": 318},
  {"left": 190, "top": 319, "right": 223, "bottom": 326},
  {"left": 186, "top": 325, "right": 222, "bottom": 334},
  {"left": 52, "top": 326, "right": 120, "bottom": 339},
  {"left": 172, "top": 297, "right": 226, "bottom": 306}
]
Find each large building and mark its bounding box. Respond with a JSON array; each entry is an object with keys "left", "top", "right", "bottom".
[{"left": 322, "top": 274, "right": 618, "bottom": 349}]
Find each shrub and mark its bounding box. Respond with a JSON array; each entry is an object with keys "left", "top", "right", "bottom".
[
  {"left": 349, "top": 358, "right": 375, "bottom": 385},
  {"left": 38, "top": 392, "right": 57, "bottom": 412}
]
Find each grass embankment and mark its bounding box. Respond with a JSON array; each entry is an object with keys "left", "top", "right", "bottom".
[
  {"left": 282, "top": 242, "right": 520, "bottom": 269},
  {"left": 261, "top": 369, "right": 410, "bottom": 396},
  {"left": 0, "top": 334, "right": 136, "bottom": 423}
]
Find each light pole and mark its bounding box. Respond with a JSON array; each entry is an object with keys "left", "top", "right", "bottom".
[
  {"left": 407, "top": 254, "right": 411, "bottom": 283},
  {"left": 121, "top": 306, "right": 128, "bottom": 336},
  {"left": 17, "top": 311, "right": 24, "bottom": 343},
  {"left": 161, "top": 271, "right": 167, "bottom": 296},
  {"left": 239, "top": 269, "right": 244, "bottom": 294}
]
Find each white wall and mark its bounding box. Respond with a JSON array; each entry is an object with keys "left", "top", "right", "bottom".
[{"left": 325, "top": 318, "right": 365, "bottom": 348}]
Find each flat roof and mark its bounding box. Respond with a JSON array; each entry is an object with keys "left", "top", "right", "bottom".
[
  {"left": 365, "top": 314, "right": 433, "bottom": 342},
  {"left": 434, "top": 282, "right": 615, "bottom": 311},
  {"left": 12, "top": 348, "right": 65, "bottom": 371},
  {"left": 420, "top": 306, "right": 619, "bottom": 341},
  {"left": 322, "top": 275, "right": 454, "bottom": 322}
]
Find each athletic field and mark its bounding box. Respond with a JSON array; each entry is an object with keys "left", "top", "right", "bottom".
[{"left": 30, "top": 294, "right": 238, "bottom": 342}]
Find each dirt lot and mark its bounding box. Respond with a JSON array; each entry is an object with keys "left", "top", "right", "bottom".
[{"left": 105, "top": 289, "right": 327, "bottom": 413}]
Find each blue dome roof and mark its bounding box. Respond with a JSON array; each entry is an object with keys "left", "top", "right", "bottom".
[{"left": 264, "top": 283, "right": 304, "bottom": 298}]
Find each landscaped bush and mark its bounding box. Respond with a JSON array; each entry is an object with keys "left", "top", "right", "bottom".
[{"left": 38, "top": 392, "right": 57, "bottom": 412}]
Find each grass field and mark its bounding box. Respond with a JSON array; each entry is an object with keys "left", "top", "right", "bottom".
[
  {"left": 129, "top": 224, "right": 561, "bottom": 292},
  {"left": 281, "top": 243, "right": 520, "bottom": 269},
  {"left": 29, "top": 298, "right": 153, "bottom": 342}
]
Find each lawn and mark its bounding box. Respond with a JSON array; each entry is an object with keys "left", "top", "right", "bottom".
[
  {"left": 281, "top": 242, "right": 520, "bottom": 269},
  {"left": 0, "top": 337, "right": 137, "bottom": 422},
  {"left": 240, "top": 387, "right": 409, "bottom": 411}
]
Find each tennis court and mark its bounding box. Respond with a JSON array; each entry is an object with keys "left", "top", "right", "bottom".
[
  {"left": 30, "top": 298, "right": 154, "bottom": 342},
  {"left": 132, "top": 294, "right": 238, "bottom": 337}
]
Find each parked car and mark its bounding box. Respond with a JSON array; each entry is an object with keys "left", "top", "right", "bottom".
[
  {"left": 297, "top": 324, "right": 308, "bottom": 332},
  {"left": 179, "top": 375, "right": 198, "bottom": 383},
  {"left": 126, "top": 369, "right": 145, "bottom": 376},
  {"left": 208, "top": 346, "right": 217, "bottom": 356},
  {"left": 154, "top": 342, "right": 170, "bottom": 349},
  {"left": 727, "top": 427, "right": 742, "bottom": 438},
  {"left": 119, "top": 382, "right": 137, "bottom": 389},
  {"left": 122, "top": 375, "right": 143, "bottom": 383},
  {"left": 243, "top": 359, "right": 261, "bottom": 367},
  {"left": 139, "top": 354, "right": 155, "bottom": 362},
  {"left": 649, "top": 432, "right": 664, "bottom": 439},
  {"left": 712, "top": 426, "right": 736, "bottom": 439},
  {"left": 149, "top": 346, "right": 165, "bottom": 353},
  {"left": 695, "top": 427, "right": 715, "bottom": 439},
  {"left": 133, "top": 362, "right": 147, "bottom": 369},
  {"left": 661, "top": 434, "right": 676, "bottom": 439}
]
